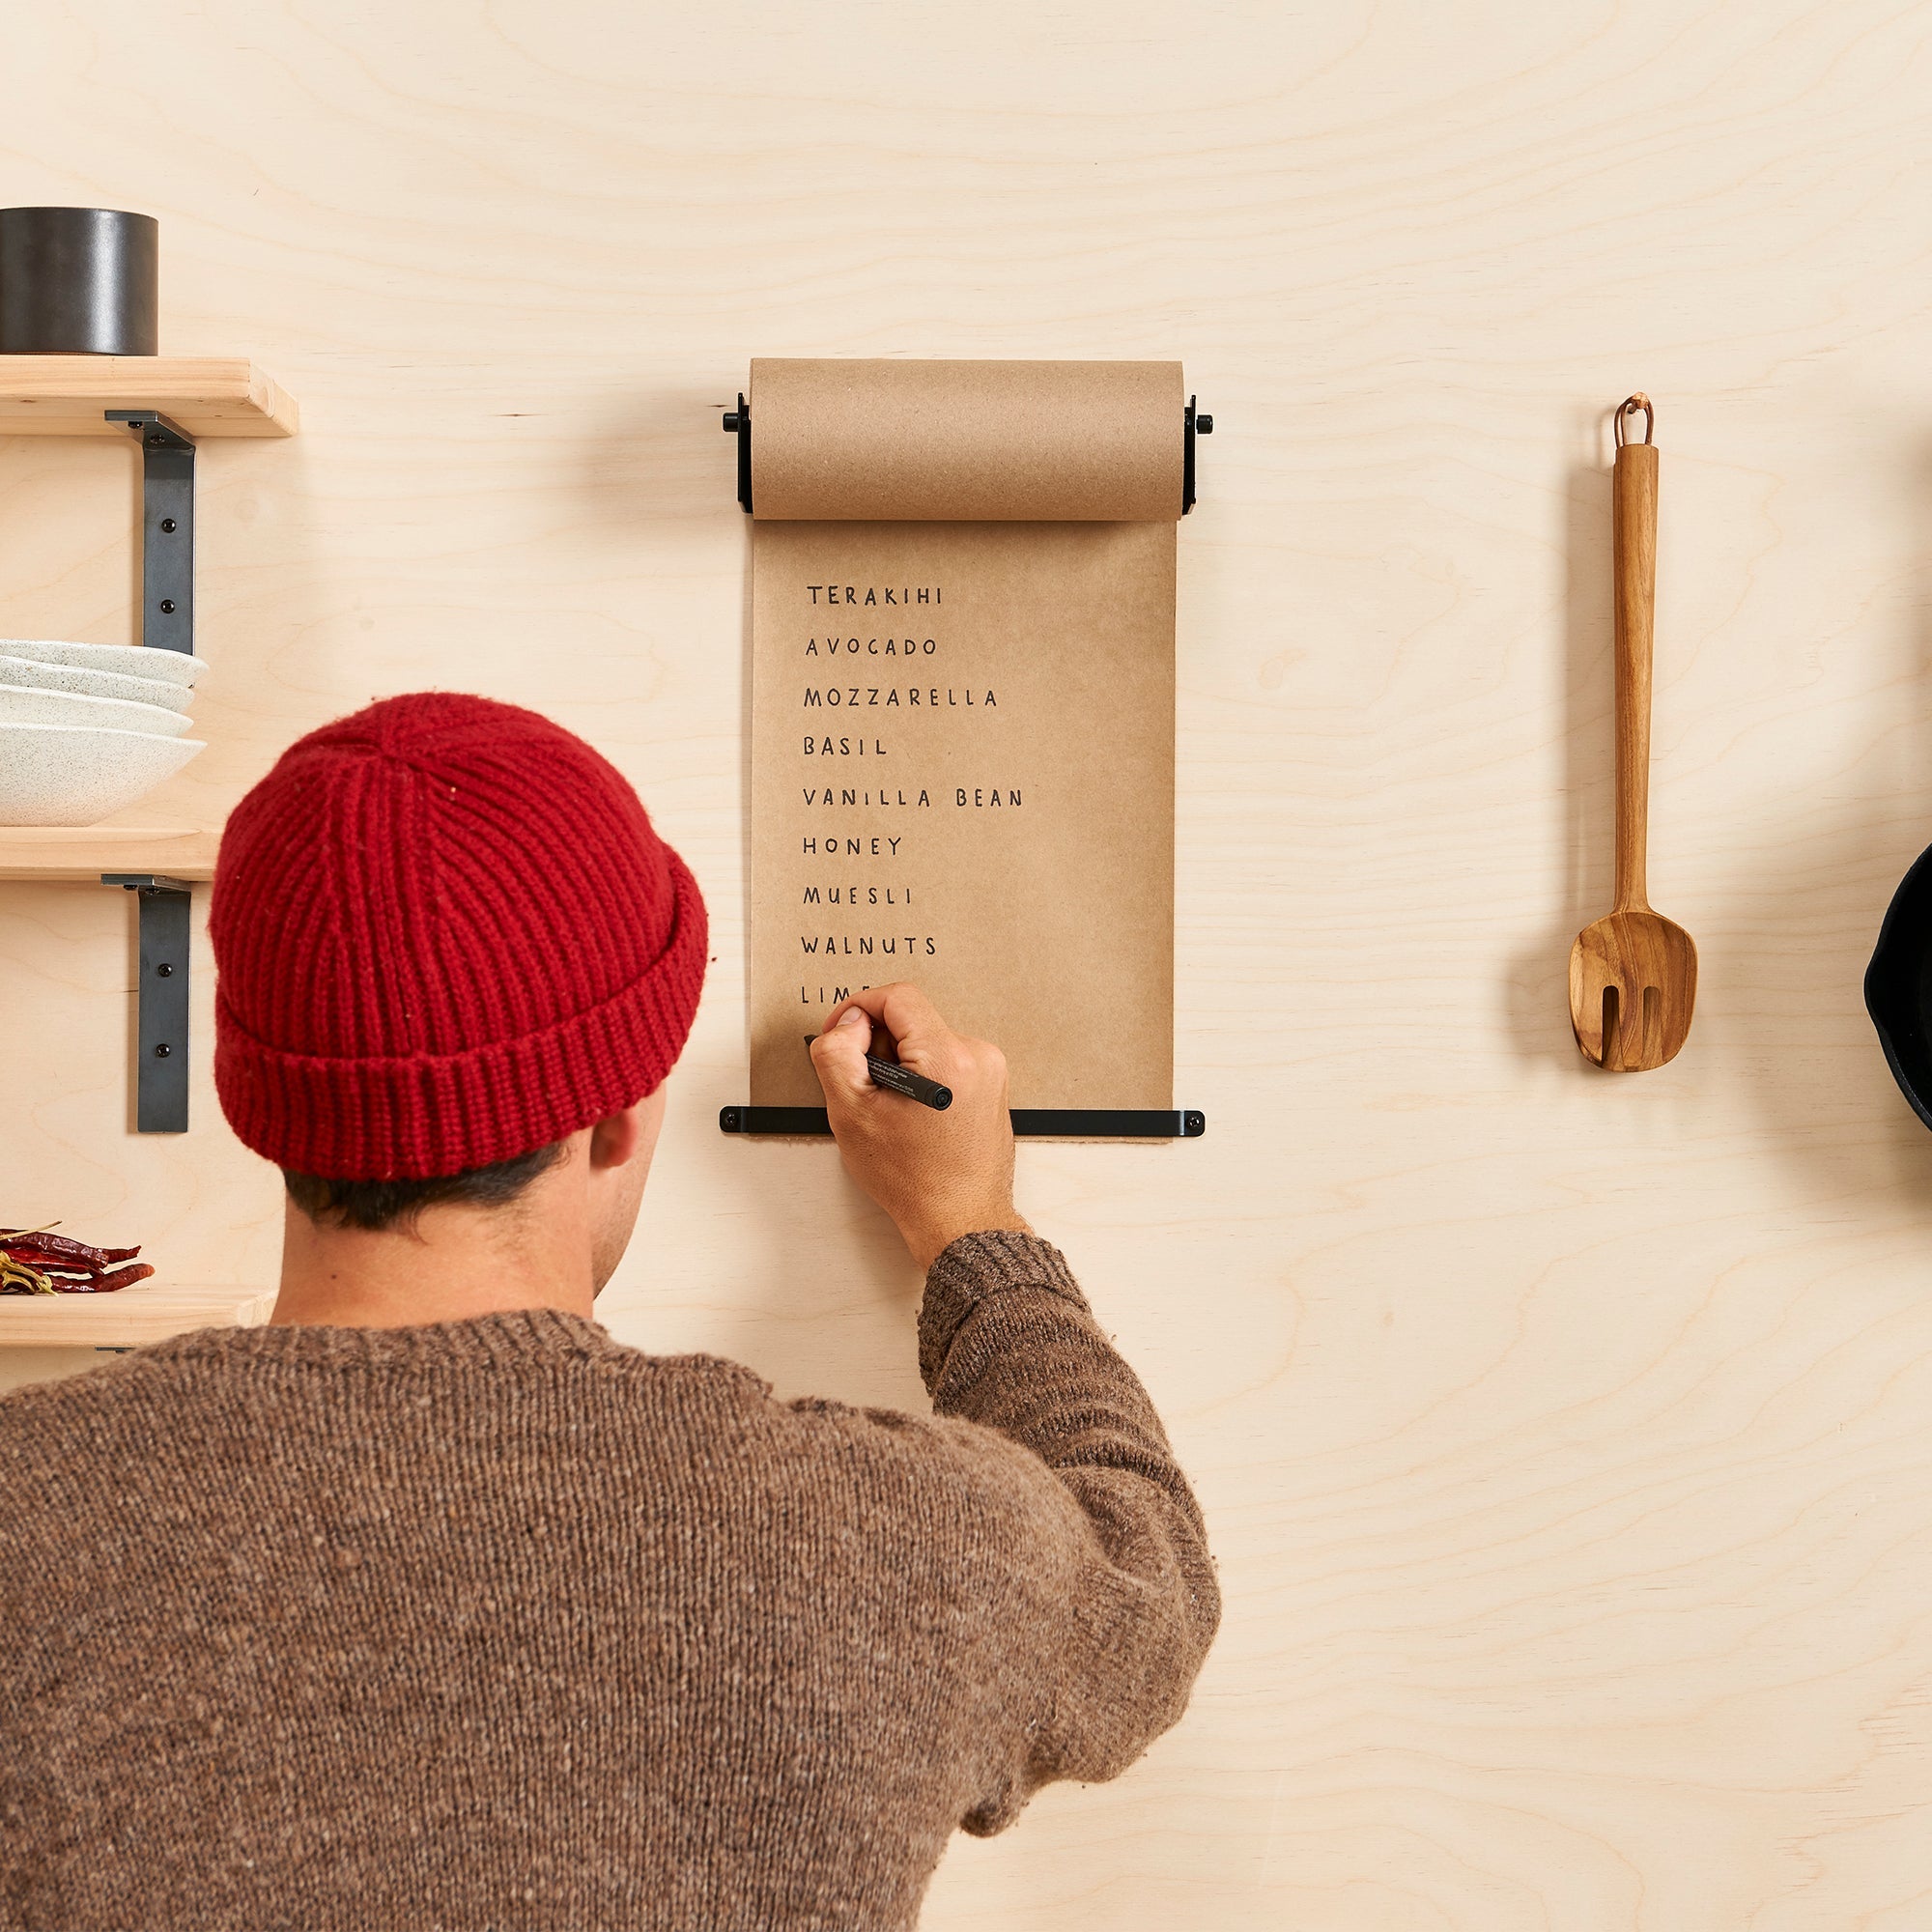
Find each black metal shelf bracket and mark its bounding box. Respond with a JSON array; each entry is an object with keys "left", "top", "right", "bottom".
[
  {"left": 104, "top": 410, "right": 196, "bottom": 656},
  {"left": 99, "top": 874, "right": 193, "bottom": 1134}
]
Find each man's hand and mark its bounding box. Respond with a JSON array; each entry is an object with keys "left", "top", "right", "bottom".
[{"left": 810, "top": 983, "right": 1032, "bottom": 1271}]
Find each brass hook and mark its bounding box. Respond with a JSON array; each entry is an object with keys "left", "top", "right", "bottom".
[{"left": 1614, "top": 393, "right": 1655, "bottom": 448}]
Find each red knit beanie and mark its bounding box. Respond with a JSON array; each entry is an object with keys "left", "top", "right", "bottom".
[{"left": 211, "top": 693, "right": 707, "bottom": 1179}]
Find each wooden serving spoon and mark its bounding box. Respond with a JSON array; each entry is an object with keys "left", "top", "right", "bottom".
[{"left": 1569, "top": 394, "right": 1698, "bottom": 1071}]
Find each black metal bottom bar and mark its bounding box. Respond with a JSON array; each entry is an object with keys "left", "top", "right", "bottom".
[{"left": 720, "top": 1106, "right": 1204, "bottom": 1139}]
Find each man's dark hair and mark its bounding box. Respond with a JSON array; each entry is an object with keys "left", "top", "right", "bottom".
[{"left": 282, "top": 1142, "right": 569, "bottom": 1234}]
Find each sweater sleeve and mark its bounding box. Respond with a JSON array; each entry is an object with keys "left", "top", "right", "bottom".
[{"left": 916, "top": 1230, "right": 1220, "bottom": 1833}]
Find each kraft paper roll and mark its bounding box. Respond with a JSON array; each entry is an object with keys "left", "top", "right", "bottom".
[
  {"left": 745, "top": 357, "right": 1182, "bottom": 1118},
  {"left": 749, "top": 358, "right": 1184, "bottom": 522}
]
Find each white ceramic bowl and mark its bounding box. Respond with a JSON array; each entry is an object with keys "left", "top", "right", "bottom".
[
  {"left": 0, "top": 637, "right": 204, "bottom": 691},
  {"left": 0, "top": 722, "right": 205, "bottom": 826},
  {"left": 0, "top": 652, "right": 193, "bottom": 715},
  {"left": 0, "top": 683, "right": 192, "bottom": 738}
]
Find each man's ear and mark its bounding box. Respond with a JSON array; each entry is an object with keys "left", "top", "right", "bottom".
[
  {"left": 587, "top": 1107, "right": 643, "bottom": 1171},
  {"left": 587, "top": 1089, "right": 665, "bottom": 1172}
]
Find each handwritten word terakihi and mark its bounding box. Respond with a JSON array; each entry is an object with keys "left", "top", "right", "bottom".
[{"left": 806, "top": 585, "right": 942, "bottom": 606}]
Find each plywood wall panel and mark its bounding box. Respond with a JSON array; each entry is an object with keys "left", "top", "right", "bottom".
[{"left": 5, "top": 2, "right": 1932, "bottom": 1924}]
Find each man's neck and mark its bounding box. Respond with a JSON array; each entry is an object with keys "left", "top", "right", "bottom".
[{"left": 272, "top": 1196, "right": 598, "bottom": 1328}]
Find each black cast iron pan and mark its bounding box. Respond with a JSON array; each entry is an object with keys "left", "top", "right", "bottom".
[{"left": 1865, "top": 840, "right": 1932, "bottom": 1129}]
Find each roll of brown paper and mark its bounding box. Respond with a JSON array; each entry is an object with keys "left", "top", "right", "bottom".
[
  {"left": 749, "top": 358, "right": 1184, "bottom": 522},
  {"left": 744, "top": 357, "right": 1186, "bottom": 1120}
]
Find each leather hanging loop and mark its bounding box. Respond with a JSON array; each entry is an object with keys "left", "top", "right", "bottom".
[{"left": 1614, "top": 392, "right": 1655, "bottom": 448}]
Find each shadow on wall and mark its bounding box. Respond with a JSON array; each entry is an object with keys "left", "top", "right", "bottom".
[
  {"left": 738, "top": 499, "right": 755, "bottom": 1049},
  {"left": 724, "top": 1135, "right": 931, "bottom": 1411},
  {"left": 569, "top": 378, "right": 758, "bottom": 1068},
  {"left": 1731, "top": 438, "right": 1932, "bottom": 1215},
  {"left": 1506, "top": 416, "right": 1617, "bottom": 1070},
  {"left": 571, "top": 382, "right": 737, "bottom": 533},
  {"left": 0, "top": 1348, "right": 101, "bottom": 1394}
]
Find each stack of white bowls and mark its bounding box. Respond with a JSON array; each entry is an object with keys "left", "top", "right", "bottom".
[{"left": 0, "top": 639, "right": 206, "bottom": 826}]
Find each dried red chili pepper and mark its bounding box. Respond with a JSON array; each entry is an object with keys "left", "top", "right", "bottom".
[
  {"left": 0, "top": 1230, "right": 116, "bottom": 1267},
  {"left": 0, "top": 1231, "right": 148, "bottom": 1294},
  {"left": 71, "top": 1264, "right": 156, "bottom": 1293}
]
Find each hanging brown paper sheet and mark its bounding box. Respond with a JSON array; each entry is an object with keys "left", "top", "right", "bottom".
[{"left": 747, "top": 358, "right": 1182, "bottom": 1113}]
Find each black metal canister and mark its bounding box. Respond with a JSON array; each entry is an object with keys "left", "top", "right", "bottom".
[{"left": 0, "top": 207, "right": 158, "bottom": 355}]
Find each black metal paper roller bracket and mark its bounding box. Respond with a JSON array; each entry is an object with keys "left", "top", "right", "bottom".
[
  {"left": 721, "top": 393, "right": 1212, "bottom": 516},
  {"left": 721, "top": 1107, "right": 1206, "bottom": 1139},
  {"left": 721, "top": 373, "right": 1208, "bottom": 1147}
]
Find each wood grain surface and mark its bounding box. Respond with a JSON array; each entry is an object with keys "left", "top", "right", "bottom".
[
  {"left": 0, "top": 356, "right": 298, "bottom": 436},
  {"left": 0, "top": 1280, "right": 273, "bottom": 1347},
  {"left": 0, "top": 825, "right": 218, "bottom": 880},
  {"left": 5, "top": 2, "right": 1932, "bottom": 1924}
]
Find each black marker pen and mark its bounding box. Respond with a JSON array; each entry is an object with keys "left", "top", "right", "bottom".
[{"left": 804, "top": 1036, "right": 952, "bottom": 1111}]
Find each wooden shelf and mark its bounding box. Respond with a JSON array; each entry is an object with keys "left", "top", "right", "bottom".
[
  {"left": 0, "top": 825, "right": 218, "bottom": 882},
  {"left": 0, "top": 1281, "right": 275, "bottom": 1347},
  {"left": 0, "top": 355, "right": 289, "bottom": 1135},
  {"left": 0, "top": 356, "right": 298, "bottom": 438}
]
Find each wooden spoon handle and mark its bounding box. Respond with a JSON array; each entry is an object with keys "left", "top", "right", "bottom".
[{"left": 1613, "top": 399, "right": 1658, "bottom": 911}]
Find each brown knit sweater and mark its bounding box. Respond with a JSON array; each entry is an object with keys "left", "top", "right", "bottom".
[{"left": 0, "top": 1233, "right": 1217, "bottom": 1930}]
